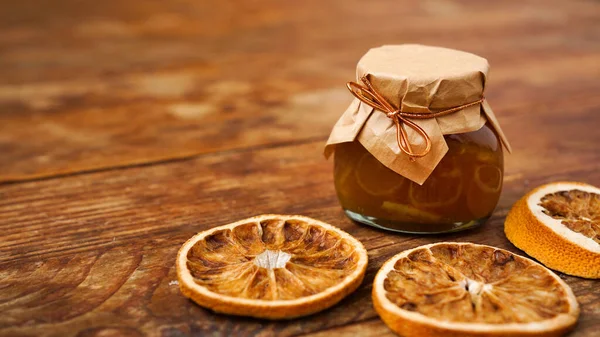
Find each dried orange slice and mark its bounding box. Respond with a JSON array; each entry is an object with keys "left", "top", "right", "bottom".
[
  {"left": 505, "top": 181, "right": 600, "bottom": 278},
  {"left": 176, "top": 214, "right": 368, "bottom": 319},
  {"left": 373, "top": 242, "right": 579, "bottom": 337}
]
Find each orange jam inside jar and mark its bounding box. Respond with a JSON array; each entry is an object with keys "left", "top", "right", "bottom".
[{"left": 333, "top": 122, "right": 504, "bottom": 233}]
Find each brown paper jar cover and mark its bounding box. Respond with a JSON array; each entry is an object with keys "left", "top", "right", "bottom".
[{"left": 324, "top": 44, "right": 511, "bottom": 185}]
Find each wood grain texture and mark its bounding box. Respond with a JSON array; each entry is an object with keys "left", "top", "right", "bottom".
[
  {"left": 1, "top": 0, "right": 599, "bottom": 336},
  {"left": 1, "top": 0, "right": 599, "bottom": 182}
]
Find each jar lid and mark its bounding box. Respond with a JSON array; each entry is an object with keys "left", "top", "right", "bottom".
[{"left": 325, "top": 44, "right": 511, "bottom": 185}]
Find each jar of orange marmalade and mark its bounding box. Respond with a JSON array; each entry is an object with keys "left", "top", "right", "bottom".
[{"left": 325, "top": 45, "right": 511, "bottom": 233}]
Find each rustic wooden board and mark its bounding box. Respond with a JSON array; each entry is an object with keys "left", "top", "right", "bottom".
[
  {"left": 0, "top": 140, "right": 599, "bottom": 337},
  {"left": 1, "top": 0, "right": 599, "bottom": 336},
  {"left": 1, "top": 0, "right": 599, "bottom": 182}
]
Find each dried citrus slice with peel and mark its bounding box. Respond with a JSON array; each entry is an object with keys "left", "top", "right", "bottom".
[
  {"left": 176, "top": 214, "right": 368, "bottom": 319},
  {"left": 373, "top": 242, "right": 579, "bottom": 337},
  {"left": 505, "top": 181, "right": 600, "bottom": 278}
]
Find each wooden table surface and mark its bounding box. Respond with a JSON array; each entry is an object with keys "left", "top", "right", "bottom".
[{"left": 1, "top": 0, "right": 599, "bottom": 336}]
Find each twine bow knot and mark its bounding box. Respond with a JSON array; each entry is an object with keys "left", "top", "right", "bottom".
[{"left": 346, "top": 76, "right": 485, "bottom": 161}]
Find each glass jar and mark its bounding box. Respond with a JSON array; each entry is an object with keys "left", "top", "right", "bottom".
[
  {"left": 333, "top": 121, "right": 503, "bottom": 234},
  {"left": 325, "top": 44, "right": 511, "bottom": 234}
]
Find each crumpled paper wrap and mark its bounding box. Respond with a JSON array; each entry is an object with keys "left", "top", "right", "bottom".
[{"left": 324, "top": 44, "right": 511, "bottom": 185}]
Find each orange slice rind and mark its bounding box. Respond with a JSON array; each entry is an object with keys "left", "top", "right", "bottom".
[
  {"left": 355, "top": 153, "right": 405, "bottom": 196},
  {"left": 176, "top": 214, "right": 368, "bottom": 319},
  {"left": 373, "top": 242, "right": 579, "bottom": 337},
  {"left": 381, "top": 202, "right": 442, "bottom": 223},
  {"left": 408, "top": 157, "right": 463, "bottom": 209},
  {"left": 473, "top": 164, "right": 503, "bottom": 194},
  {"left": 505, "top": 181, "right": 600, "bottom": 278}
]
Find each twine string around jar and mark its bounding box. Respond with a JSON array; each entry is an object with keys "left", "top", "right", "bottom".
[{"left": 346, "top": 76, "right": 485, "bottom": 161}]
